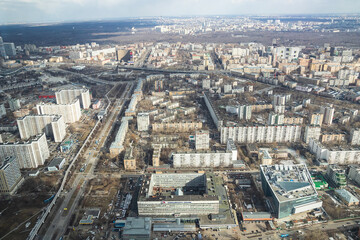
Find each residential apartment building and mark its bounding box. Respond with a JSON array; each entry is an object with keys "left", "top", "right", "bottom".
[
  {"left": 137, "top": 113, "right": 150, "bottom": 131},
  {"left": 109, "top": 117, "right": 132, "bottom": 157},
  {"left": 239, "top": 105, "right": 252, "bottom": 120},
  {"left": 152, "top": 121, "right": 202, "bottom": 132},
  {"left": 303, "top": 125, "right": 321, "bottom": 144},
  {"left": 55, "top": 88, "right": 91, "bottom": 109},
  {"left": 0, "top": 133, "right": 49, "bottom": 168},
  {"left": 17, "top": 115, "right": 66, "bottom": 142},
  {"left": 321, "top": 106, "right": 335, "bottom": 125},
  {"left": 0, "top": 156, "right": 23, "bottom": 194},
  {"left": 220, "top": 125, "right": 301, "bottom": 144},
  {"left": 172, "top": 151, "right": 233, "bottom": 168},
  {"left": 36, "top": 99, "right": 81, "bottom": 123},
  {"left": 195, "top": 130, "right": 210, "bottom": 150},
  {"left": 309, "top": 139, "right": 360, "bottom": 164}
]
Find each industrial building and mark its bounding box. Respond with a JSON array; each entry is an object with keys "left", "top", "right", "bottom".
[
  {"left": 260, "top": 164, "right": 322, "bottom": 219},
  {"left": 122, "top": 217, "right": 151, "bottom": 240},
  {"left": 0, "top": 133, "right": 49, "bottom": 169},
  {"left": 0, "top": 156, "right": 23, "bottom": 195},
  {"left": 36, "top": 99, "right": 81, "bottom": 123},
  {"left": 138, "top": 173, "right": 222, "bottom": 216},
  {"left": 55, "top": 88, "right": 91, "bottom": 109},
  {"left": 17, "top": 115, "right": 66, "bottom": 142},
  {"left": 47, "top": 157, "right": 65, "bottom": 172},
  {"left": 137, "top": 112, "right": 150, "bottom": 131},
  {"left": 172, "top": 151, "right": 233, "bottom": 168}
]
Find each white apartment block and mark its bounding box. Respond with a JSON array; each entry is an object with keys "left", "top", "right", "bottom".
[
  {"left": 17, "top": 115, "right": 66, "bottom": 142},
  {"left": 56, "top": 88, "right": 91, "bottom": 109},
  {"left": 239, "top": 105, "right": 252, "bottom": 120},
  {"left": 172, "top": 151, "right": 232, "bottom": 168},
  {"left": 137, "top": 113, "right": 150, "bottom": 131},
  {"left": 274, "top": 105, "right": 285, "bottom": 114},
  {"left": 202, "top": 79, "right": 211, "bottom": 89},
  {"left": 304, "top": 125, "right": 321, "bottom": 144},
  {"left": 309, "top": 139, "right": 360, "bottom": 165},
  {"left": 36, "top": 99, "right": 81, "bottom": 123},
  {"left": 226, "top": 139, "right": 238, "bottom": 161},
  {"left": 350, "top": 129, "right": 360, "bottom": 146},
  {"left": 0, "top": 133, "right": 49, "bottom": 169},
  {"left": 274, "top": 47, "right": 301, "bottom": 60},
  {"left": 273, "top": 95, "right": 286, "bottom": 106},
  {"left": 195, "top": 130, "right": 210, "bottom": 150},
  {"left": 220, "top": 125, "right": 301, "bottom": 144},
  {"left": 268, "top": 113, "right": 284, "bottom": 125}
]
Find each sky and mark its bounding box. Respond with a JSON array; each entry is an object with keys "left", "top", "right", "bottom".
[{"left": 0, "top": 0, "right": 360, "bottom": 24}]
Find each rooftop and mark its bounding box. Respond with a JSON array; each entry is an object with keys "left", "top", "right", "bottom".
[{"left": 260, "top": 164, "right": 318, "bottom": 203}]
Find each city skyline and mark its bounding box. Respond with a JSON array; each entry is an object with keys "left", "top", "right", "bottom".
[{"left": 1, "top": 0, "right": 360, "bottom": 24}]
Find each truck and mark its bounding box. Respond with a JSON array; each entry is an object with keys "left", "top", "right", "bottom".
[{"left": 280, "top": 233, "right": 289, "bottom": 238}]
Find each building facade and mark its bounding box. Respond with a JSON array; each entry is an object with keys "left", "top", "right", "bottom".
[
  {"left": 0, "top": 133, "right": 49, "bottom": 168},
  {"left": 195, "top": 130, "right": 210, "bottom": 150},
  {"left": 220, "top": 125, "right": 301, "bottom": 144},
  {"left": 137, "top": 113, "right": 150, "bottom": 131},
  {"left": 172, "top": 151, "right": 233, "bottom": 168},
  {"left": 55, "top": 88, "right": 91, "bottom": 109},
  {"left": 260, "top": 164, "right": 322, "bottom": 219},
  {"left": 36, "top": 99, "right": 81, "bottom": 123},
  {"left": 17, "top": 115, "right": 66, "bottom": 142},
  {"left": 0, "top": 156, "right": 23, "bottom": 194}
]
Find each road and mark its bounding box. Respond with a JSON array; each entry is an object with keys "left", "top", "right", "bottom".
[{"left": 40, "top": 83, "right": 132, "bottom": 240}]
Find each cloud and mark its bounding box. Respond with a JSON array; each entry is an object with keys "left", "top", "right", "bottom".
[{"left": 0, "top": 0, "right": 359, "bottom": 24}]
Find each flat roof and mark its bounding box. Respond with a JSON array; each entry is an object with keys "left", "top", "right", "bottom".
[{"left": 260, "top": 164, "right": 318, "bottom": 203}]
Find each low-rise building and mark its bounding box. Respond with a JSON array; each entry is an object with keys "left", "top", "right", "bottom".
[{"left": 334, "top": 189, "right": 359, "bottom": 206}]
